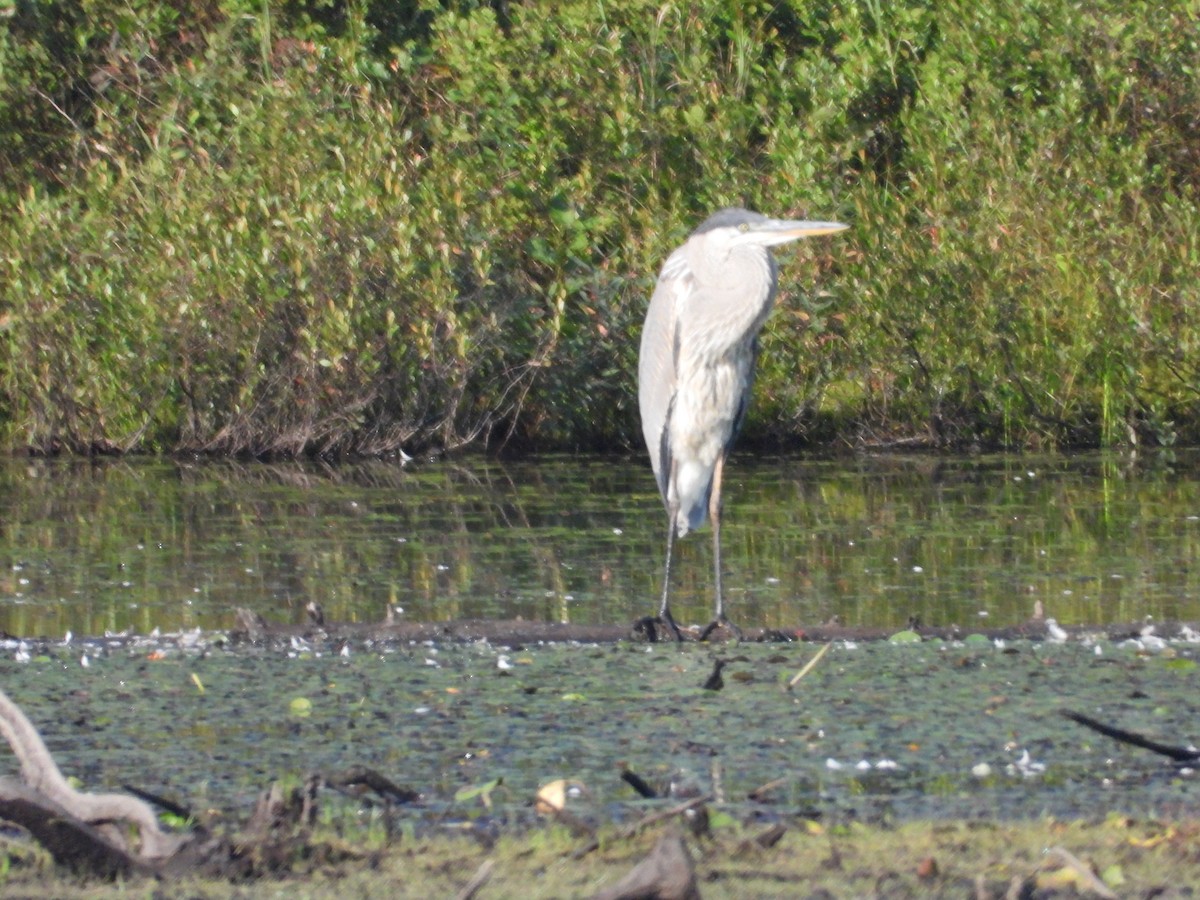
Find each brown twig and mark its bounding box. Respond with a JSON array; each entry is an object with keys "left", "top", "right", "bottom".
[
  {"left": 787, "top": 642, "right": 831, "bottom": 689},
  {"left": 617, "top": 795, "right": 713, "bottom": 840}
]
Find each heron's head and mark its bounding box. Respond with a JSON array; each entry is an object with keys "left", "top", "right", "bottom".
[{"left": 693, "top": 207, "right": 848, "bottom": 250}]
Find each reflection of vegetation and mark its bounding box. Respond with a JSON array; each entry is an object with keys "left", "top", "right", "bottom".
[
  {"left": 1, "top": 453, "right": 1200, "bottom": 636},
  {"left": 739, "top": 453, "right": 1200, "bottom": 628},
  {"left": 0, "top": 456, "right": 647, "bottom": 635},
  {"left": 1, "top": 3, "right": 1198, "bottom": 453}
]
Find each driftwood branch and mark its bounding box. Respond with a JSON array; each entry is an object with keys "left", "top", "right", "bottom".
[
  {"left": 0, "top": 776, "right": 149, "bottom": 877},
  {"left": 0, "top": 685, "right": 423, "bottom": 884},
  {"left": 0, "top": 686, "right": 186, "bottom": 868}
]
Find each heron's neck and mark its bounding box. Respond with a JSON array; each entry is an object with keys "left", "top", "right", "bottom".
[{"left": 685, "top": 246, "right": 778, "bottom": 359}]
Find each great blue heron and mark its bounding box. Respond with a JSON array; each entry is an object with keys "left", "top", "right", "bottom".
[{"left": 637, "top": 207, "right": 848, "bottom": 641}]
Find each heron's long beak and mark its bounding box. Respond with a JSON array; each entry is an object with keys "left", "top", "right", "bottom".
[{"left": 755, "top": 219, "right": 849, "bottom": 247}]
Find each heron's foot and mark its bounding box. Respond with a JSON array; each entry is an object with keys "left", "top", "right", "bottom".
[
  {"left": 698, "top": 614, "right": 743, "bottom": 643},
  {"left": 633, "top": 613, "right": 685, "bottom": 643}
]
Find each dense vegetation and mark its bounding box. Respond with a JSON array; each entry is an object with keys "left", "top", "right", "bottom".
[{"left": 1, "top": 0, "right": 1197, "bottom": 456}]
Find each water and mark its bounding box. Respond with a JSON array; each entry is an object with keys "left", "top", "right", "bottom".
[{"left": 1, "top": 451, "right": 1200, "bottom": 638}]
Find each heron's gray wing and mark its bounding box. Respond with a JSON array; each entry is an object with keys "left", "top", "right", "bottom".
[
  {"left": 728, "top": 336, "right": 760, "bottom": 449},
  {"left": 638, "top": 248, "right": 690, "bottom": 502}
]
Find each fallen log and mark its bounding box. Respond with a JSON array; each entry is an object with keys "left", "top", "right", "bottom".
[
  {"left": 0, "top": 684, "right": 415, "bottom": 883},
  {"left": 0, "top": 686, "right": 186, "bottom": 869}
]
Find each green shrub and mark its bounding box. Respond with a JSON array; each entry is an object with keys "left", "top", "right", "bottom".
[{"left": 0, "top": 0, "right": 1196, "bottom": 455}]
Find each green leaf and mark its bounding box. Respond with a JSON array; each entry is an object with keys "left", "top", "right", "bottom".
[
  {"left": 289, "top": 697, "right": 313, "bottom": 718},
  {"left": 454, "top": 777, "right": 502, "bottom": 804},
  {"left": 1161, "top": 658, "right": 1198, "bottom": 672}
]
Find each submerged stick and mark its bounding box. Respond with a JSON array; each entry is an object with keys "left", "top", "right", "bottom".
[{"left": 1061, "top": 709, "right": 1200, "bottom": 763}]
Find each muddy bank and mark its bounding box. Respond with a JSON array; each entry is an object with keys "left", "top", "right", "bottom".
[{"left": 32, "top": 611, "right": 1192, "bottom": 649}]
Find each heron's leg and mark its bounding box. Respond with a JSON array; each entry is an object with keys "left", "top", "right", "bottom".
[
  {"left": 700, "top": 453, "right": 743, "bottom": 641},
  {"left": 710, "top": 454, "right": 726, "bottom": 621},
  {"left": 656, "top": 511, "right": 684, "bottom": 642}
]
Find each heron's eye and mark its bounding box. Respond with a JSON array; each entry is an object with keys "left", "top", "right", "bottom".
[{"left": 737, "top": 223, "right": 749, "bottom": 233}]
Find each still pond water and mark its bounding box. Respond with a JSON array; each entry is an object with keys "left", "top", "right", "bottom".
[{"left": 3, "top": 450, "right": 1200, "bottom": 639}]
